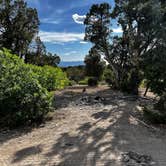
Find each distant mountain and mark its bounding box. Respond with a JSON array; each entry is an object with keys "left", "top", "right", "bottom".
[{"left": 58, "top": 61, "right": 84, "bottom": 67}]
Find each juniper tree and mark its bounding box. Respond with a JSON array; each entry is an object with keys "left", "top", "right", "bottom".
[
  {"left": 84, "top": 47, "right": 105, "bottom": 81},
  {"left": 109, "top": 0, "right": 164, "bottom": 94},
  {"left": 84, "top": 3, "right": 121, "bottom": 88},
  {"left": 26, "top": 36, "right": 60, "bottom": 67},
  {"left": 0, "top": 0, "right": 39, "bottom": 57}
]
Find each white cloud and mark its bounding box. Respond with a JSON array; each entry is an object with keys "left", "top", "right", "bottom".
[
  {"left": 64, "top": 51, "right": 77, "bottom": 56},
  {"left": 80, "top": 41, "right": 88, "bottom": 44},
  {"left": 39, "top": 31, "right": 84, "bottom": 43},
  {"left": 41, "top": 18, "right": 60, "bottom": 24},
  {"left": 72, "top": 14, "right": 86, "bottom": 24},
  {"left": 112, "top": 27, "right": 123, "bottom": 33}
]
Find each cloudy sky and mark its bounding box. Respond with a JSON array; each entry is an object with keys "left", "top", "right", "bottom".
[{"left": 26, "top": 0, "right": 121, "bottom": 61}]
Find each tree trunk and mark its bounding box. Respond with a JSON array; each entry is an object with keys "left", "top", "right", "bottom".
[{"left": 144, "top": 83, "right": 150, "bottom": 96}]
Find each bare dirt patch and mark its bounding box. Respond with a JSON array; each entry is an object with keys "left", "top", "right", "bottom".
[{"left": 0, "top": 86, "right": 166, "bottom": 166}]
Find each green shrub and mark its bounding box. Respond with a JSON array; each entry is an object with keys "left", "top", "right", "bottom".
[
  {"left": 0, "top": 49, "right": 53, "bottom": 127},
  {"left": 64, "top": 66, "right": 85, "bottom": 83},
  {"left": 103, "top": 67, "right": 114, "bottom": 86},
  {"left": 143, "top": 106, "right": 166, "bottom": 124},
  {"left": 79, "top": 76, "right": 99, "bottom": 86},
  {"left": 52, "top": 66, "right": 69, "bottom": 90},
  {"left": 120, "top": 69, "right": 142, "bottom": 95},
  {"left": 139, "top": 79, "right": 148, "bottom": 88},
  {"left": 154, "top": 93, "right": 166, "bottom": 112},
  {"left": 88, "top": 77, "right": 98, "bottom": 86},
  {"left": 79, "top": 77, "right": 89, "bottom": 85},
  {"left": 104, "top": 66, "right": 142, "bottom": 94},
  {"left": 28, "top": 65, "right": 69, "bottom": 91},
  {"left": 143, "top": 93, "right": 166, "bottom": 124},
  {"left": 68, "top": 80, "right": 77, "bottom": 86}
]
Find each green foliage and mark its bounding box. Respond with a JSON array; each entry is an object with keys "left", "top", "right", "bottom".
[
  {"left": 111, "top": 0, "right": 166, "bottom": 120},
  {"left": 79, "top": 76, "right": 99, "bottom": 86},
  {"left": 88, "top": 77, "right": 98, "bottom": 87},
  {"left": 84, "top": 3, "right": 111, "bottom": 47},
  {"left": 103, "top": 67, "right": 114, "bottom": 86},
  {"left": 154, "top": 93, "right": 166, "bottom": 112},
  {"left": 79, "top": 77, "right": 89, "bottom": 85},
  {"left": 120, "top": 69, "right": 143, "bottom": 95},
  {"left": 144, "top": 107, "right": 166, "bottom": 124},
  {"left": 0, "top": 0, "right": 39, "bottom": 57},
  {"left": 109, "top": 0, "right": 161, "bottom": 94},
  {"left": 28, "top": 65, "right": 69, "bottom": 91},
  {"left": 104, "top": 66, "right": 142, "bottom": 94},
  {"left": 68, "top": 80, "right": 77, "bottom": 86},
  {"left": 26, "top": 36, "right": 60, "bottom": 67},
  {"left": 85, "top": 0, "right": 166, "bottom": 123},
  {"left": 143, "top": 83, "right": 166, "bottom": 124},
  {"left": 63, "top": 65, "right": 85, "bottom": 83},
  {"left": 84, "top": 3, "right": 117, "bottom": 87},
  {"left": 142, "top": 44, "right": 166, "bottom": 123},
  {"left": 84, "top": 47, "right": 105, "bottom": 81},
  {"left": 108, "top": 36, "right": 142, "bottom": 93},
  {"left": 139, "top": 80, "right": 148, "bottom": 89},
  {"left": 51, "top": 66, "right": 69, "bottom": 90},
  {"left": 84, "top": 3, "right": 112, "bottom": 82},
  {"left": 143, "top": 45, "right": 166, "bottom": 96},
  {"left": 85, "top": 1, "right": 165, "bottom": 95},
  {"left": 0, "top": 49, "right": 52, "bottom": 127}
]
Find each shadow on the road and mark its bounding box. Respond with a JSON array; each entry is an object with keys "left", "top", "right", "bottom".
[
  {"left": 0, "top": 86, "right": 112, "bottom": 145},
  {"left": 12, "top": 144, "right": 43, "bottom": 163},
  {"left": 2, "top": 85, "right": 157, "bottom": 166},
  {"left": 0, "top": 127, "right": 33, "bottom": 145},
  {"left": 43, "top": 102, "right": 131, "bottom": 166},
  {"left": 53, "top": 86, "right": 120, "bottom": 109}
]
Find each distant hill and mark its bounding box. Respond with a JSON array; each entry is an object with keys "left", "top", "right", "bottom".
[{"left": 58, "top": 61, "right": 84, "bottom": 67}]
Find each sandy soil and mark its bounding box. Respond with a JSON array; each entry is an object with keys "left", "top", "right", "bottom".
[{"left": 0, "top": 86, "right": 166, "bottom": 166}]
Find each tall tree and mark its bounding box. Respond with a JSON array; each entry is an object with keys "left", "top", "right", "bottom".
[
  {"left": 26, "top": 36, "right": 46, "bottom": 65},
  {"left": 0, "top": 0, "right": 39, "bottom": 57},
  {"left": 109, "top": 0, "right": 164, "bottom": 94},
  {"left": 142, "top": 0, "right": 166, "bottom": 96},
  {"left": 26, "top": 36, "right": 60, "bottom": 67},
  {"left": 85, "top": 1, "right": 165, "bottom": 94},
  {"left": 84, "top": 47, "right": 105, "bottom": 80},
  {"left": 84, "top": 3, "right": 111, "bottom": 49},
  {"left": 84, "top": 4, "right": 114, "bottom": 72},
  {"left": 45, "top": 52, "right": 60, "bottom": 67},
  {"left": 84, "top": 3, "right": 127, "bottom": 89}
]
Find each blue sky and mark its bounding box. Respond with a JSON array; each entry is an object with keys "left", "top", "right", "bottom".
[{"left": 26, "top": 0, "right": 122, "bottom": 61}]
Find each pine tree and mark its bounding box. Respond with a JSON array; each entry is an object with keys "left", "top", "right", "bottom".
[{"left": 0, "top": 0, "right": 39, "bottom": 57}]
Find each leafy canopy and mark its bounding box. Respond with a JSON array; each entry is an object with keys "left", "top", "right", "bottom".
[{"left": 0, "top": 0, "right": 39, "bottom": 57}]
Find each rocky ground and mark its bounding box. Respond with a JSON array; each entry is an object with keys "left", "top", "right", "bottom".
[{"left": 0, "top": 86, "right": 166, "bottom": 166}]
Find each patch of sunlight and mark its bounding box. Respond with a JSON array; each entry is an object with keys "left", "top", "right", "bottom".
[
  {"left": 86, "top": 136, "right": 94, "bottom": 144},
  {"left": 136, "top": 105, "right": 143, "bottom": 112},
  {"left": 129, "top": 115, "right": 138, "bottom": 125},
  {"left": 109, "top": 153, "right": 122, "bottom": 161}
]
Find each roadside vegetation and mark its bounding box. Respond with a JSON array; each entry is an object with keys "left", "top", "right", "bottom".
[
  {"left": 83, "top": 1, "right": 166, "bottom": 124},
  {"left": 0, "top": 48, "right": 68, "bottom": 127},
  {"left": 0, "top": 0, "right": 69, "bottom": 127}
]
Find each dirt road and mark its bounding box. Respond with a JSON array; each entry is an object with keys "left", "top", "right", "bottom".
[{"left": 0, "top": 86, "right": 166, "bottom": 166}]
